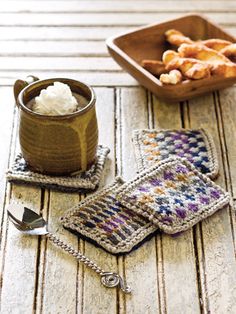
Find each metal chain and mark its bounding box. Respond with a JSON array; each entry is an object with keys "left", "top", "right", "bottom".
[
  {"left": 47, "top": 233, "right": 131, "bottom": 294},
  {"left": 47, "top": 233, "right": 105, "bottom": 274}
]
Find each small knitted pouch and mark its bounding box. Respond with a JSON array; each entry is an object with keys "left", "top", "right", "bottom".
[
  {"left": 132, "top": 128, "right": 219, "bottom": 179},
  {"left": 61, "top": 177, "right": 158, "bottom": 254},
  {"left": 116, "top": 157, "right": 229, "bottom": 234},
  {"left": 6, "top": 145, "right": 110, "bottom": 192}
]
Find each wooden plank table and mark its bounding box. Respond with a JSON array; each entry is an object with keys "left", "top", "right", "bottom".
[{"left": 0, "top": 1, "right": 236, "bottom": 313}]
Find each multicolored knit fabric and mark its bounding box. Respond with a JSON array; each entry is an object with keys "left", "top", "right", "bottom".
[
  {"left": 6, "top": 145, "right": 110, "bottom": 192},
  {"left": 116, "top": 157, "right": 229, "bottom": 234},
  {"left": 61, "top": 178, "right": 158, "bottom": 254},
  {"left": 132, "top": 129, "right": 219, "bottom": 179}
]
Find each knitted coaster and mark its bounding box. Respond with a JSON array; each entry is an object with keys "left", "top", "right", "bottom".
[
  {"left": 116, "top": 157, "right": 229, "bottom": 234},
  {"left": 61, "top": 177, "right": 158, "bottom": 255},
  {"left": 6, "top": 145, "right": 110, "bottom": 192},
  {"left": 132, "top": 128, "right": 219, "bottom": 179}
]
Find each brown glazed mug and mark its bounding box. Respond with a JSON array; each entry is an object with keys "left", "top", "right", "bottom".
[{"left": 14, "top": 76, "right": 98, "bottom": 175}]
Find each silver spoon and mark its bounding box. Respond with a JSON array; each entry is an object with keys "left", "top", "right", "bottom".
[{"left": 7, "top": 203, "right": 131, "bottom": 294}]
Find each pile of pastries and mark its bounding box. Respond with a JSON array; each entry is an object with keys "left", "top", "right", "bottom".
[{"left": 141, "top": 29, "right": 236, "bottom": 85}]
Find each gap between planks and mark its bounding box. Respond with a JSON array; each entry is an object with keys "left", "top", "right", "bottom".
[
  {"left": 0, "top": 26, "right": 235, "bottom": 41},
  {"left": 0, "top": 13, "right": 235, "bottom": 27}
]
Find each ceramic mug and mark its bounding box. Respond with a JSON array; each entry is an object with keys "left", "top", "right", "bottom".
[{"left": 14, "top": 76, "right": 98, "bottom": 175}]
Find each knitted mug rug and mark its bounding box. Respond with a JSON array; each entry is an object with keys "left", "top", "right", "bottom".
[
  {"left": 6, "top": 145, "right": 110, "bottom": 193},
  {"left": 61, "top": 177, "right": 158, "bottom": 255},
  {"left": 116, "top": 157, "right": 229, "bottom": 234},
  {"left": 132, "top": 128, "right": 219, "bottom": 179}
]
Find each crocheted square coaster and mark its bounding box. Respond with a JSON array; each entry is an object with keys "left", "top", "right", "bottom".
[
  {"left": 132, "top": 128, "right": 219, "bottom": 179},
  {"left": 6, "top": 145, "right": 110, "bottom": 192},
  {"left": 61, "top": 177, "right": 158, "bottom": 255},
  {"left": 116, "top": 157, "right": 229, "bottom": 234}
]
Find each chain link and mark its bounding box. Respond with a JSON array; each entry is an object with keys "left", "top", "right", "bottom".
[
  {"left": 47, "top": 233, "right": 105, "bottom": 275},
  {"left": 47, "top": 233, "right": 131, "bottom": 293}
]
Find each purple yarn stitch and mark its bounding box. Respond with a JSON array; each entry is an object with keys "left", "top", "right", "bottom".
[
  {"left": 138, "top": 186, "right": 149, "bottom": 192},
  {"left": 210, "top": 189, "right": 221, "bottom": 199},
  {"left": 175, "top": 164, "right": 189, "bottom": 173},
  {"left": 176, "top": 208, "right": 187, "bottom": 219},
  {"left": 163, "top": 171, "right": 174, "bottom": 180},
  {"left": 188, "top": 203, "right": 199, "bottom": 212},
  {"left": 150, "top": 178, "right": 162, "bottom": 186},
  {"left": 200, "top": 196, "right": 210, "bottom": 205}
]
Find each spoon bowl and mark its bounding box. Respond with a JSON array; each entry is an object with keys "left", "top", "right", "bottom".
[{"left": 7, "top": 203, "right": 48, "bottom": 235}]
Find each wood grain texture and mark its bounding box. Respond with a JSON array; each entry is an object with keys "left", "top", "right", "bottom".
[
  {"left": 0, "top": 26, "right": 132, "bottom": 41},
  {"left": 0, "top": 26, "right": 234, "bottom": 41},
  {"left": 1, "top": 0, "right": 236, "bottom": 313},
  {"left": 0, "top": 72, "right": 138, "bottom": 87},
  {"left": 187, "top": 94, "right": 236, "bottom": 314},
  {"left": 0, "top": 88, "right": 17, "bottom": 312},
  {"left": 0, "top": 57, "right": 120, "bottom": 71},
  {"left": 0, "top": 13, "right": 235, "bottom": 27},
  {"left": 1, "top": 1, "right": 236, "bottom": 13},
  {"left": 0, "top": 41, "right": 108, "bottom": 56},
  {"left": 218, "top": 87, "right": 236, "bottom": 198},
  {"left": 0, "top": 88, "right": 15, "bottom": 232},
  {"left": 0, "top": 186, "right": 41, "bottom": 314}
]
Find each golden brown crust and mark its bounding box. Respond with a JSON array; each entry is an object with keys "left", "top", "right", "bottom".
[
  {"left": 159, "top": 69, "right": 182, "bottom": 84},
  {"left": 211, "top": 63, "right": 236, "bottom": 77},
  {"left": 202, "top": 39, "right": 232, "bottom": 51},
  {"left": 162, "top": 50, "right": 211, "bottom": 80},
  {"left": 141, "top": 29, "right": 236, "bottom": 82},
  {"left": 165, "top": 29, "right": 193, "bottom": 46},
  {"left": 178, "top": 43, "right": 232, "bottom": 64},
  {"left": 185, "top": 63, "right": 211, "bottom": 79},
  {"left": 162, "top": 50, "right": 179, "bottom": 65},
  {"left": 219, "top": 43, "right": 236, "bottom": 59}
]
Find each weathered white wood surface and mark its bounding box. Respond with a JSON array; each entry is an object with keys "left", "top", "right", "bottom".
[{"left": 0, "top": 1, "right": 236, "bottom": 314}]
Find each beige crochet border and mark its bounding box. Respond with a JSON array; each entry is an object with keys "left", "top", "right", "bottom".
[
  {"left": 132, "top": 128, "right": 219, "bottom": 180},
  {"left": 116, "top": 156, "right": 229, "bottom": 234},
  {"left": 61, "top": 177, "right": 158, "bottom": 254},
  {"left": 6, "top": 145, "right": 110, "bottom": 192}
]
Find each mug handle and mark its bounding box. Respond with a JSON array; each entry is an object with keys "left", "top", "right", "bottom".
[{"left": 14, "top": 75, "right": 39, "bottom": 103}]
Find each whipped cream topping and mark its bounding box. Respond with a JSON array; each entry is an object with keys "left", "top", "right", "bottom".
[{"left": 32, "top": 82, "right": 78, "bottom": 115}]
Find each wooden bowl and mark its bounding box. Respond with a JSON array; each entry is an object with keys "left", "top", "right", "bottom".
[{"left": 106, "top": 14, "right": 236, "bottom": 102}]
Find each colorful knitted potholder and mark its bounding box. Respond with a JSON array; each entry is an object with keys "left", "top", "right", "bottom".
[
  {"left": 116, "top": 157, "right": 229, "bottom": 234},
  {"left": 6, "top": 145, "right": 110, "bottom": 192},
  {"left": 132, "top": 128, "right": 219, "bottom": 179},
  {"left": 61, "top": 177, "right": 158, "bottom": 254}
]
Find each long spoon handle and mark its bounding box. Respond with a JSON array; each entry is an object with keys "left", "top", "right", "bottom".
[{"left": 47, "top": 233, "right": 131, "bottom": 294}]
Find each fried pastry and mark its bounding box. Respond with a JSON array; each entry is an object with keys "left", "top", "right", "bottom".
[
  {"left": 178, "top": 43, "right": 232, "bottom": 64},
  {"left": 159, "top": 69, "right": 182, "bottom": 84},
  {"left": 141, "top": 59, "right": 167, "bottom": 75},
  {"left": 166, "top": 29, "right": 232, "bottom": 51},
  {"left": 220, "top": 43, "right": 236, "bottom": 59},
  {"left": 165, "top": 29, "right": 193, "bottom": 46},
  {"left": 163, "top": 50, "right": 211, "bottom": 80},
  {"left": 202, "top": 38, "right": 232, "bottom": 51},
  {"left": 162, "top": 50, "right": 179, "bottom": 64},
  {"left": 211, "top": 62, "right": 236, "bottom": 77},
  {"left": 141, "top": 29, "right": 236, "bottom": 83},
  {"left": 184, "top": 63, "right": 211, "bottom": 80}
]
